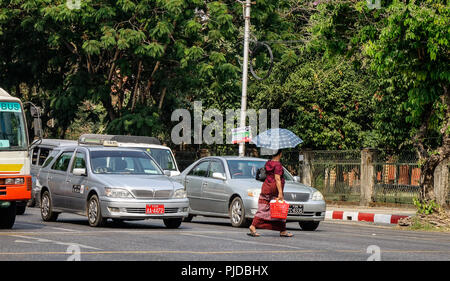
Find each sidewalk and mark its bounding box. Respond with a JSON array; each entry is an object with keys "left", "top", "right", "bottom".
[{"left": 324, "top": 204, "right": 416, "bottom": 225}]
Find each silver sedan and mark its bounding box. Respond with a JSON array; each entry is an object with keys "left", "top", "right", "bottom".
[{"left": 173, "top": 156, "right": 326, "bottom": 231}]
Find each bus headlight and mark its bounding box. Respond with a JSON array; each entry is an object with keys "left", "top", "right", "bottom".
[{"left": 4, "top": 178, "right": 24, "bottom": 185}]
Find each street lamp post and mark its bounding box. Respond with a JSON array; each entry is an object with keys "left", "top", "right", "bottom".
[{"left": 239, "top": 0, "right": 251, "bottom": 157}]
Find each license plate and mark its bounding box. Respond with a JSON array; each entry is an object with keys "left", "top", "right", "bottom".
[
  {"left": 288, "top": 204, "right": 304, "bottom": 215},
  {"left": 146, "top": 204, "right": 165, "bottom": 214}
]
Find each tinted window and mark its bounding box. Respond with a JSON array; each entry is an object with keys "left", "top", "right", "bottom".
[
  {"left": 141, "top": 148, "right": 177, "bottom": 171},
  {"left": 51, "top": 152, "right": 74, "bottom": 171},
  {"left": 38, "top": 148, "right": 51, "bottom": 166},
  {"left": 208, "top": 161, "right": 225, "bottom": 177},
  {"left": 71, "top": 152, "right": 86, "bottom": 172},
  {"left": 227, "top": 160, "right": 266, "bottom": 179},
  {"left": 90, "top": 150, "right": 162, "bottom": 175},
  {"left": 188, "top": 161, "right": 210, "bottom": 177}
]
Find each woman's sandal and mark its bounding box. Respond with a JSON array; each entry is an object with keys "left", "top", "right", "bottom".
[
  {"left": 247, "top": 231, "right": 261, "bottom": 237},
  {"left": 247, "top": 227, "right": 261, "bottom": 237},
  {"left": 280, "top": 232, "right": 293, "bottom": 237}
]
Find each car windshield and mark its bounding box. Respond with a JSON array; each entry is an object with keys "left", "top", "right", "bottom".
[
  {"left": 0, "top": 102, "right": 27, "bottom": 151},
  {"left": 138, "top": 147, "right": 177, "bottom": 171},
  {"left": 90, "top": 150, "right": 163, "bottom": 175},
  {"left": 226, "top": 159, "right": 295, "bottom": 180}
]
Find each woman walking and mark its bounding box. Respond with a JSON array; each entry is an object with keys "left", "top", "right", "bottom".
[{"left": 248, "top": 149, "right": 293, "bottom": 237}]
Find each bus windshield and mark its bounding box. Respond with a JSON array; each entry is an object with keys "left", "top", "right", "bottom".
[{"left": 0, "top": 102, "right": 27, "bottom": 150}]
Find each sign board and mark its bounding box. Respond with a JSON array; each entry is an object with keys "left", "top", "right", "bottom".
[
  {"left": 232, "top": 126, "right": 252, "bottom": 144},
  {"left": 0, "top": 102, "right": 21, "bottom": 113}
]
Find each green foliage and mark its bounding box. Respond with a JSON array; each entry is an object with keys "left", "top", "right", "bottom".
[{"left": 413, "top": 198, "right": 439, "bottom": 215}]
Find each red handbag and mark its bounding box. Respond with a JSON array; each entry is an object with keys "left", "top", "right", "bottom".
[{"left": 270, "top": 200, "right": 290, "bottom": 219}]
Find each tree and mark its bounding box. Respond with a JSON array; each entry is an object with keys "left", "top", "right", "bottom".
[{"left": 365, "top": 0, "right": 449, "bottom": 202}]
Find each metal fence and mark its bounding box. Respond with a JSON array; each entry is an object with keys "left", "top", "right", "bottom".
[
  {"left": 372, "top": 151, "right": 421, "bottom": 204},
  {"left": 298, "top": 150, "right": 361, "bottom": 203}
]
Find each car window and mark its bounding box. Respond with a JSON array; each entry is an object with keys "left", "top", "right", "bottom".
[
  {"left": 188, "top": 161, "right": 210, "bottom": 177},
  {"left": 208, "top": 161, "right": 225, "bottom": 177},
  {"left": 71, "top": 152, "right": 86, "bottom": 172},
  {"left": 141, "top": 148, "right": 177, "bottom": 171},
  {"left": 227, "top": 160, "right": 266, "bottom": 179},
  {"left": 51, "top": 151, "right": 74, "bottom": 172},
  {"left": 31, "top": 148, "right": 39, "bottom": 165},
  {"left": 90, "top": 150, "right": 162, "bottom": 175},
  {"left": 38, "top": 148, "right": 51, "bottom": 166}
]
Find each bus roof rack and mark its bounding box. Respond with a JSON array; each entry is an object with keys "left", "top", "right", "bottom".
[{"left": 79, "top": 134, "right": 161, "bottom": 146}]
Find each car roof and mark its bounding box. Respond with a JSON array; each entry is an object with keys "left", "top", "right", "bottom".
[
  {"left": 203, "top": 156, "right": 268, "bottom": 161},
  {"left": 32, "top": 139, "right": 78, "bottom": 147},
  {"left": 57, "top": 145, "right": 149, "bottom": 153}
]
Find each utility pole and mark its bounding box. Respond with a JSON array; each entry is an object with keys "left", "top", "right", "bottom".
[{"left": 239, "top": 0, "right": 251, "bottom": 157}]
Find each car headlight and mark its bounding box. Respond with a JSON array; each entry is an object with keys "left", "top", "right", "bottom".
[
  {"left": 247, "top": 189, "right": 261, "bottom": 198},
  {"left": 104, "top": 188, "right": 134, "bottom": 198},
  {"left": 311, "top": 191, "right": 324, "bottom": 201},
  {"left": 173, "top": 189, "right": 187, "bottom": 199},
  {"left": 4, "top": 178, "right": 24, "bottom": 185}
]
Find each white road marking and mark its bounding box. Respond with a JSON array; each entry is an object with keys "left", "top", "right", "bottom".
[{"left": 12, "top": 235, "right": 101, "bottom": 250}]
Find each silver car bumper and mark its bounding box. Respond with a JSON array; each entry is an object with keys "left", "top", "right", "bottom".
[
  {"left": 100, "top": 197, "right": 189, "bottom": 220},
  {"left": 244, "top": 198, "right": 326, "bottom": 222}
]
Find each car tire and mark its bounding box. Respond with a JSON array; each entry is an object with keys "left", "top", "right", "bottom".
[
  {"left": 229, "top": 197, "right": 250, "bottom": 228},
  {"left": 40, "top": 191, "right": 59, "bottom": 222},
  {"left": 163, "top": 218, "right": 183, "bottom": 229},
  {"left": 16, "top": 205, "right": 26, "bottom": 215},
  {"left": 87, "top": 194, "right": 107, "bottom": 227},
  {"left": 183, "top": 214, "right": 195, "bottom": 222},
  {"left": 299, "top": 221, "right": 320, "bottom": 231},
  {"left": 0, "top": 202, "right": 17, "bottom": 229}
]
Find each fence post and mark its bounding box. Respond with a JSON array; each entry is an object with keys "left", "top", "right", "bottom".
[
  {"left": 301, "top": 149, "right": 313, "bottom": 187},
  {"left": 360, "top": 148, "right": 376, "bottom": 206},
  {"left": 434, "top": 158, "right": 449, "bottom": 207}
]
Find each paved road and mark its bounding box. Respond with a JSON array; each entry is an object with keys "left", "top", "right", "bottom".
[{"left": 0, "top": 207, "right": 449, "bottom": 261}]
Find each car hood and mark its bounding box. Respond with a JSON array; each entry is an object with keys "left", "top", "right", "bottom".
[
  {"left": 92, "top": 174, "right": 178, "bottom": 190},
  {"left": 229, "top": 179, "right": 315, "bottom": 194}
]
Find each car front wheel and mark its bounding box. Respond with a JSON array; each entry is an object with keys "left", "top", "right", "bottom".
[
  {"left": 87, "top": 195, "right": 107, "bottom": 227},
  {"left": 41, "top": 191, "right": 59, "bottom": 222},
  {"left": 299, "top": 221, "right": 320, "bottom": 231},
  {"left": 229, "top": 197, "right": 251, "bottom": 228},
  {"left": 163, "top": 218, "right": 182, "bottom": 228}
]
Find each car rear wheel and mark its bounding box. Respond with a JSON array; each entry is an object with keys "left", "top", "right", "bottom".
[
  {"left": 229, "top": 197, "right": 251, "bottom": 228},
  {"left": 163, "top": 218, "right": 182, "bottom": 228},
  {"left": 41, "top": 191, "right": 59, "bottom": 222},
  {"left": 0, "top": 202, "right": 16, "bottom": 229},
  {"left": 299, "top": 221, "right": 320, "bottom": 231},
  {"left": 87, "top": 195, "right": 107, "bottom": 227}
]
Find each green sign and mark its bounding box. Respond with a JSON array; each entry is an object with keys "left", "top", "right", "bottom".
[{"left": 0, "top": 102, "right": 21, "bottom": 112}]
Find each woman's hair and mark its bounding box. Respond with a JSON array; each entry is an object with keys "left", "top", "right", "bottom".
[{"left": 271, "top": 149, "right": 283, "bottom": 157}]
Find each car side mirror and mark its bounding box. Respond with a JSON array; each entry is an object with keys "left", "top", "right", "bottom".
[
  {"left": 212, "top": 172, "right": 226, "bottom": 181},
  {"left": 293, "top": 176, "right": 300, "bottom": 183},
  {"left": 73, "top": 168, "right": 87, "bottom": 176},
  {"left": 164, "top": 170, "right": 171, "bottom": 176}
]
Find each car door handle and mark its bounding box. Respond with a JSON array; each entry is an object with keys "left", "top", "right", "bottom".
[{"left": 202, "top": 182, "right": 208, "bottom": 186}]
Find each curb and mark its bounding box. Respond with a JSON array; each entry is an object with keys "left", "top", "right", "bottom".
[{"left": 325, "top": 210, "right": 411, "bottom": 225}]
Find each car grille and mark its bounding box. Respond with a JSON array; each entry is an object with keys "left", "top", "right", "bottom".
[
  {"left": 0, "top": 186, "right": 6, "bottom": 196},
  {"left": 284, "top": 192, "right": 310, "bottom": 202},
  {"left": 132, "top": 189, "right": 173, "bottom": 199},
  {"left": 125, "top": 208, "right": 179, "bottom": 214}
]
